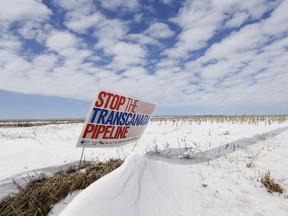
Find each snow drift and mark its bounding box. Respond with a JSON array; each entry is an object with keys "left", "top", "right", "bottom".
[
  {"left": 1, "top": 119, "right": 288, "bottom": 216},
  {"left": 59, "top": 153, "right": 288, "bottom": 216},
  {"left": 59, "top": 154, "right": 198, "bottom": 216}
]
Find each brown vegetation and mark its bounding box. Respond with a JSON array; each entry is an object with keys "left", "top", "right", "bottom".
[
  {"left": 0, "top": 119, "right": 84, "bottom": 128},
  {"left": 261, "top": 171, "right": 284, "bottom": 194},
  {"left": 1, "top": 115, "right": 288, "bottom": 128},
  {"left": 0, "top": 159, "right": 123, "bottom": 216},
  {"left": 151, "top": 115, "right": 288, "bottom": 124}
]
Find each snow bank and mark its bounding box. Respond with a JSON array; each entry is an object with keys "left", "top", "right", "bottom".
[
  {"left": 59, "top": 154, "right": 198, "bottom": 216},
  {"left": 1, "top": 120, "right": 288, "bottom": 215},
  {"left": 59, "top": 153, "right": 288, "bottom": 216}
]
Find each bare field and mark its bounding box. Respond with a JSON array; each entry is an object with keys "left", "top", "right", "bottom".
[
  {"left": 1, "top": 115, "right": 287, "bottom": 128},
  {"left": 0, "top": 115, "right": 288, "bottom": 216}
]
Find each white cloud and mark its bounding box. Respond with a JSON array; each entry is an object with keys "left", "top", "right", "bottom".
[
  {"left": 65, "top": 12, "right": 104, "bottom": 34},
  {"left": 18, "top": 22, "right": 53, "bottom": 43},
  {"left": 0, "top": 0, "right": 51, "bottom": 22},
  {"left": 60, "top": 1, "right": 144, "bottom": 69},
  {"left": 165, "top": 0, "right": 280, "bottom": 59},
  {"left": 261, "top": 0, "right": 288, "bottom": 36},
  {"left": 181, "top": 16, "right": 288, "bottom": 108},
  {"left": 133, "top": 13, "right": 143, "bottom": 23},
  {"left": 32, "top": 53, "right": 58, "bottom": 71},
  {"left": 59, "top": 48, "right": 92, "bottom": 69},
  {"left": 65, "top": 12, "right": 134, "bottom": 61},
  {"left": 201, "top": 24, "right": 266, "bottom": 62},
  {"left": 46, "top": 31, "right": 79, "bottom": 52},
  {"left": 0, "top": 0, "right": 52, "bottom": 42},
  {"left": 263, "top": 37, "right": 288, "bottom": 52},
  {"left": 62, "top": 6, "right": 132, "bottom": 65},
  {"left": 127, "top": 33, "right": 159, "bottom": 46},
  {"left": 93, "top": 19, "right": 129, "bottom": 52},
  {"left": 0, "top": 0, "right": 55, "bottom": 56},
  {"left": 100, "top": 0, "right": 139, "bottom": 12},
  {"left": 54, "top": 0, "right": 95, "bottom": 14},
  {"left": 171, "top": 0, "right": 222, "bottom": 29},
  {"left": 210, "top": 0, "right": 278, "bottom": 20},
  {"left": 0, "top": 0, "right": 287, "bottom": 113},
  {"left": 164, "top": 25, "right": 215, "bottom": 58},
  {"left": 166, "top": 0, "right": 224, "bottom": 58},
  {"left": 112, "top": 42, "right": 145, "bottom": 57},
  {"left": 3, "top": 56, "right": 31, "bottom": 74},
  {"left": 0, "top": 51, "right": 33, "bottom": 93},
  {"left": 0, "top": 38, "right": 21, "bottom": 51},
  {"left": 122, "top": 67, "right": 148, "bottom": 78},
  {"left": 225, "top": 11, "right": 249, "bottom": 28},
  {"left": 108, "top": 42, "right": 147, "bottom": 69},
  {"left": 156, "top": 58, "right": 179, "bottom": 69},
  {"left": 145, "top": 22, "right": 175, "bottom": 39}
]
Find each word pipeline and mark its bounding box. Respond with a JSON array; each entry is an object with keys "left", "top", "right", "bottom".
[{"left": 82, "top": 91, "right": 151, "bottom": 140}]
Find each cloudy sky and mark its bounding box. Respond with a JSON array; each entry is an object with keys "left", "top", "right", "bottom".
[{"left": 0, "top": 0, "right": 288, "bottom": 119}]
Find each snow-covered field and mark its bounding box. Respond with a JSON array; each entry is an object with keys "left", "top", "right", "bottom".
[{"left": 1, "top": 117, "right": 288, "bottom": 215}]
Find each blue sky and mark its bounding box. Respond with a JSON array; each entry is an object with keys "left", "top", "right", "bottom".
[{"left": 0, "top": 0, "right": 288, "bottom": 119}]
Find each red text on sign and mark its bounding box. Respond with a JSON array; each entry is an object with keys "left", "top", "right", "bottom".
[
  {"left": 125, "top": 98, "right": 139, "bottom": 113},
  {"left": 95, "top": 91, "right": 126, "bottom": 110}
]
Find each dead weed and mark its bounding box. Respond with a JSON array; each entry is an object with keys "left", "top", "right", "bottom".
[
  {"left": 261, "top": 171, "right": 284, "bottom": 194},
  {"left": 0, "top": 159, "right": 123, "bottom": 216}
]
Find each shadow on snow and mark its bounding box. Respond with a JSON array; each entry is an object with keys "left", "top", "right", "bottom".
[{"left": 144, "top": 125, "right": 288, "bottom": 164}]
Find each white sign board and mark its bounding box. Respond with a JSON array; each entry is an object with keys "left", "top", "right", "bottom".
[{"left": 76, "top": 89, "right": 157, "bottom": 148}]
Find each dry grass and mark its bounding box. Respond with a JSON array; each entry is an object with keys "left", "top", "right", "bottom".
[
  {"left": 1, "top": 115, "right": 288, "bottom": 128},
  {"left": 261, "top": 171, "right": 284, "bottom": 194},
  {"left": 0, "top": 159, "right": 123, "bottom": 216},
  {"left": 151, "top": 115, "right": 288, "bottom": 124},
  {"left": 0, "top": 119, "right": 84, "bottom": 128}
]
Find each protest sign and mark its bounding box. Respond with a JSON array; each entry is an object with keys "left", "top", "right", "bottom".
[{"left": 77, "top": 89, "right": 157, "bottom": 147}]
